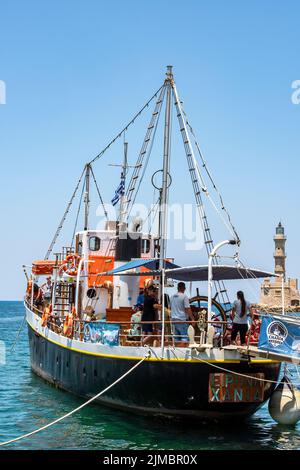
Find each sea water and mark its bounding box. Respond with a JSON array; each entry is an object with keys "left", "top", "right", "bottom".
[{"left": 0, "top": 301, "right": 299, "bottom": 450}]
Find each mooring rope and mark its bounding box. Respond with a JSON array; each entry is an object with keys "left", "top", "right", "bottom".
[
  {"left": 10, "top": 314, "right": 26, "bottom": 353},
  {"left": 175, "top": 349, "right": 300, "bottom": 386},
  {"left": 0, "top": 354, "right": 149, "bottom": 447}
]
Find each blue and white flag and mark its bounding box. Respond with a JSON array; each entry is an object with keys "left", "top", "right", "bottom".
[
  {"left": 111, "top": 174, "right": 125, "bottom": 206},
  {"left": 259, "top": 315, "right": 300, "bottom": 359}
]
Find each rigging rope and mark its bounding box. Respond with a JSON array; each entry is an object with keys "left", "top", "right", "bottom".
[
  {"left": 0, "top": 354, "right": 149, "bottom": 447},
  {"left": 70, "top": 176, "right": 86, "bottom": 249},
  {"left": 90, "top": 165, "right": 109, "bottom": 221},
  {"left": 124, "top": 85, "right": 166, "bottom": 222},
  {"left": 182, "top": 110, "right": 240, "bottom": 242},
  {"left": 45, "top": 86, "right": 164, "bottom": 258},
  {"left": 125, "top": 112, "right": 160, "bottom": 221},
  {"left": 175, "top": 349, "right": 299, "bottom": 385},
  {"left": 44, "top": 167, "right": 86, "bottom": 260},
  {"left": 139, "top": 196, "right": 160, "bottom": 233},
  {"left": 88, "top": 86, "right": 164, "bottom": 165}
]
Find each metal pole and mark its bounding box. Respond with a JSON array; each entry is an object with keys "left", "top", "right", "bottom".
[
  {"left": 208, "top": 240, "right": 238, "bottom": 321},
  {"left": 159, "top": 66, "right": 173, "bottom": 269},
  {"left": 160, "top": 268, "right": 166, "bottom": 358},
  {"left": 84, "top": 164, "right": 90, "bottom": 231},
  {"left": 30, "top": 274, "right": 34, "bottom": 309},
  {"left": 75, "top": 259, "right": 94, "bottom": 318}
]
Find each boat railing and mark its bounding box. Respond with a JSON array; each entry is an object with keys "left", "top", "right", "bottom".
[{"left": 24, "top": 298, "right": 261, "bottom": 348}]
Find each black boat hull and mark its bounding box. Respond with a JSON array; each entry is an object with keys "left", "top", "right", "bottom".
[{"left": 27, "top": 323, "right": 281, "bottom": 420}]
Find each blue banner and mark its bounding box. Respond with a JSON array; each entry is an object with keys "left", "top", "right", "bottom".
[
  {"left": 84, "top": 322, "right": 120, "bottom": 346},
  {"left": 258, "top": 315, "right": 300, "bottom": 358}
]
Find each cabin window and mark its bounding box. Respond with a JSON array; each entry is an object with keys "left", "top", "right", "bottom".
[
  {"left": 141, "top": 239, "right": 150, "bottom": 254},
  {"left": 89, "top": 236, "right": 101, "bottom": 251}
]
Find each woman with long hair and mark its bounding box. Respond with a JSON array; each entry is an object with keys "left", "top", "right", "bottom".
[{"left": 231, "top": 291, "right": 252, "bottom": 346}]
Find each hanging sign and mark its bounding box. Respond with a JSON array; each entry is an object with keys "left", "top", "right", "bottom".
[
  {"left": 208, "top": 372, "right": 264, "bottom": 403},
  {"left": 84, "top": 322, "right": 119, "bottom": 346},
  {"left": 258, "top": 315, "right": 300, "bottom": 358}
]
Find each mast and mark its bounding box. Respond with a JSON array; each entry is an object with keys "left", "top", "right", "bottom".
[
  {"left": 159, "top": 65, "right": 173, "bottom": 269},
  {"left": 158, "top": 66, "right": 173, "bottom": 358},
  {"left": 84, "top": 163, "right": 91, "bottom": 231}
]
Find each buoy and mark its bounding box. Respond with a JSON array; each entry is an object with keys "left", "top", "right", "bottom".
[{"left": 268, "top": 375, "right": 300, "bottom": 425}]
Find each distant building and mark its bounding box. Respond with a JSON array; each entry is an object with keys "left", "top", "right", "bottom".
[{"left": 260, "top": 223, "right": 300, "bottom": 309}]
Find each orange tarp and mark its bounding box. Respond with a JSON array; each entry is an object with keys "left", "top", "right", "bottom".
[
  {"left": 32, "top": 260, "right": 61, "bottom": 275},
  {"left": 88, "top": 256, "right": 114, "bottom": 288}
]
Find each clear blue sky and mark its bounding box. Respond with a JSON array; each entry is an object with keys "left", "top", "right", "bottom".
[{"left": 0, "top": 0, "right": 299, "bottom": 300}]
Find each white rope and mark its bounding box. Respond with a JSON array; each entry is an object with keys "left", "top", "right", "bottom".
[
  {"left": 176, "top": 349, "right": 300, "bottom": 386},
  {"left": 235, "top": 260, "right": 283, "bottom": 314},
  {"left": 0, "top": 354, "right": 149, "bottom": 447},
  {"left": 205, "top": 191, "right": 239, "bottom": 240},
  {"left": 182, "top": 110, "right": 239, "bottom": 241},
  {"left": 10, "top": 314, "right": 26, "bottom": 353}
]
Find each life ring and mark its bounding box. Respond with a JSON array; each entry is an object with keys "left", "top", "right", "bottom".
[
  {"left": 65, "top": 253, "right": 81, "bottom": 264},
  {"left": 63, "top": 311, "right": 74, "bottom": 337},
  {"left": 65, "top": 254, "right": 81, "bottom": 275},
  {"left": 41, "top": 304, "right": 52, "bottom": 327},
  {"left": 59, "top": 253, "right": 82, "bottom": 277}
]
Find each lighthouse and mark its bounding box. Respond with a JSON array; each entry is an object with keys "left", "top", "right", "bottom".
[
  {"left": 274, "top": 222, "right": 286, "bottom": 279},
  {"left": 259, "top": 222, "right": 300, "bottom": 310}
]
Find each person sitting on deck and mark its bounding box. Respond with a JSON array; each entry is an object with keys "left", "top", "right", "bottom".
[
  {"left": 246, "top": 312, "right": 262, "bottom": 344},
  {"left": 82, "top": 305, "right": 96, "bottom": 322},
  {"left": 128, "top": 305, "right": 143, "bottom": 339},
  {"left": 170, "top": 282, "right": 194, "bottom": 344},
  {"left": 32, "top": 283, "right": 43, "bottom": 308},
  {"left": 231, "top": 291, "right": 253, "bottom": 346},
  {"left": 141, "top": 286, "right": 161, "bottom": 346},
  {"left": 41, "top": 276, "right": 52, "bottom": 304}
]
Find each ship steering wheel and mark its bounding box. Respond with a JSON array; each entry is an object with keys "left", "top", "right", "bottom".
[{"left": 189, "top": 295, "right": 228, "bottom": 344}]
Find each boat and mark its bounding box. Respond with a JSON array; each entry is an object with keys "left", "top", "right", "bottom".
[{"left": 23, "top": 66, "right": 281, "bottom": 421}]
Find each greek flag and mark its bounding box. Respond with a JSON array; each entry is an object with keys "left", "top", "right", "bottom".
[{"left": 111, "top": 174, "right": 125, "bottom": 206}]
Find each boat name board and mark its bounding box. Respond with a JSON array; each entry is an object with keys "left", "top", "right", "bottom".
[{"left": 208, "top": 373, "right": 265, "bottom": 403}]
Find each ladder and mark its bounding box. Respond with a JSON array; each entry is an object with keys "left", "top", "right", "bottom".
[
  {"left": 52, "top": 281, "right": 75, "bottom": 318},
  {"left": 123, "top": 85, "right": 166, "bottom": 221},
  {"left": 172, "top": 87, "right": 232, "bottom": 313}
]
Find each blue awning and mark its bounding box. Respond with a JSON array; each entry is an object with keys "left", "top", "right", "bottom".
[
  {"left": 105, "top": 258, "right": 179, "bottom": 276},
  {"left": 101, "top": 260, "right": 277, "bottom": 281}
]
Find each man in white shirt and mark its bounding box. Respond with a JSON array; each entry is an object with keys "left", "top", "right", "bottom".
[{"left": 170, "top": 282, "right": 194, "bottom": 343}]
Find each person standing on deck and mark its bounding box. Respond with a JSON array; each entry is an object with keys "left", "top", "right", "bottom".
[
  {"left": 170, "top": 282, "right": 194, "bottom": 343},
  {"left": 141, "top": 286, "right": 161, "bottom": 346},
  {"left": 231, "top": 291, "right": 253, "bottom": 346}
]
